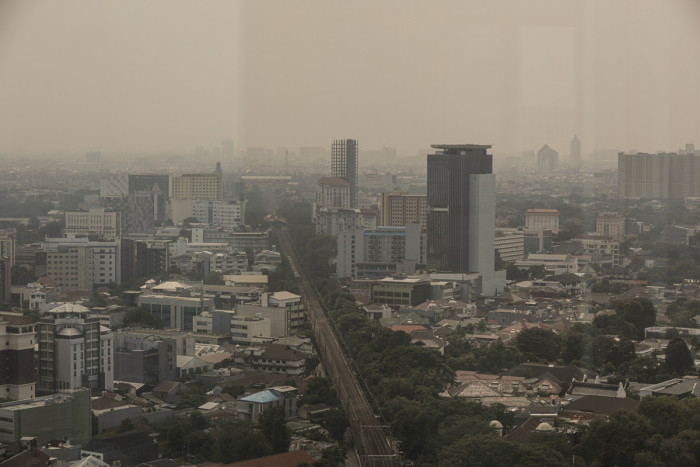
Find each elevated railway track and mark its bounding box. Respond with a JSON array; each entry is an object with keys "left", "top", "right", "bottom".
[{"left": 275, "top": 228, "right": 398, "bottom": 466}]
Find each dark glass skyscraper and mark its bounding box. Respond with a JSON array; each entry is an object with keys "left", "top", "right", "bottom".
[
  {"left": 331, "top": 139, "right": 358, "bottom": 208},
  {"left": 427, "top": 144, "right": 501, "bottom": 294}
]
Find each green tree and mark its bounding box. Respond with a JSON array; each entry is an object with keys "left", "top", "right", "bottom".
[
  {"left": 213, "top": 420, "right": 271, "bottom": 463},
  {"left": 514, "top": 328, "right": 562, "bottom": 361},
  {"left": 259, "top": 406, "right": 290, "bottom": 454},
  {"left": 323, "top": 408, "right": 349, "bottom": 444},
  {"left": 665, "top": 338, "right": 694, "bottom": 376},
  {"left": 578, "top": 410, "right": 650, "bottom": 467}
]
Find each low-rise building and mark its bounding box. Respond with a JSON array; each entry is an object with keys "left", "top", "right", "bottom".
[
  {"left": 236, "top": 292, "right": 304, "bottom": 337},
  {"left": 237, "top": 386, "right": 298, "bottom": 422},
  {"left": 371, "top": 277, "right": 431, "bottom": 308},
  {"left": 0, "top": 389, "right": 92, "bottom": 445},
  {"left": 137, "top": 294, "right": 215, "bottom": 331}
]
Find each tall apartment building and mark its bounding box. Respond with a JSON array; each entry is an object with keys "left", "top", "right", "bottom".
[
  {"left": 0, "top": 313, "right": 35, "bottom": 400},
  {"left": 570, "top": 135, "right": 581, "bottom": 168},
  {"left": 172, "top": 164, "right": 223, "bottom": 200},
  {"left": 64, "top": 208, "right": 120, "bottom": 239},
  {"left": 37, "top": 304, "right": 114, "bottom": 394},
  {"left": 44, "top": 237, "right": 120, "bottom": 289},
  {"left": 596, "top": 212, "right": 626, "bottom": 242},
  {"left": 337, "top": 224, "right": 426, "bottom": 279},
  {"left": 316, "top": 177, "right": 351, "bottom": 208},
  {"left": 537, "top": 144, "right": 559, "bottom": 173},
  {"left": 525, "top": 209, "right": 560, "bottom": 232},
  {"left": 427, "top": 144, "right": 504, "bottom": 296},
  {"left": 618, "top": 152, "right": 700, "bottom": 199},
  {"left": 331, "top": 139, "right": 358, "bottom": 208},
  {"left": 381, "top": 192, "right": 428, "bottom": 229},
  {"left": 120, "top": 238, "right": 169, "bottom": 283}
]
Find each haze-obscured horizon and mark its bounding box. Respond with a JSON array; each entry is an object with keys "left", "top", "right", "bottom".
[{"left": 1, "top": 0, "right": 698, "bottom": 158}]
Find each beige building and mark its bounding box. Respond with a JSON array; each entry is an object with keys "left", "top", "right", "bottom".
[
  {"left": 64, "top": 208, "right": 120, "bottom": 239},
  {"left": 45, "top": 245, "right": 94, "bottom": 291},
  {"left": 525, "top": 209, "right": 560, "bottom": 232},
  {"left": 172, "top": 166, "right": 223, "bottom": 200},
  {"left": 381, "top": 191, "right": 428, "bottom": 229},
  {"left": 316, "top": 177, "right": 351, "bottom": 208},
  {"left": 596, "top": 212, "right": 626, "bottom": 242}
]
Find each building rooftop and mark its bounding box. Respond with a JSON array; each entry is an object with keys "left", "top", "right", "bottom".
[
  {"left": 239, "top": 390, "right": 279, "bottom": 404},
  {"left": 430, "top": 144, "right": 492, "bottom": 150}
]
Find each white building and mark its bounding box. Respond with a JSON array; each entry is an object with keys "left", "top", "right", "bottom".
[
  {"left": 337, "top": 224, "right": 426, "bottom": 279},
  {"left": 316, "top": 177, "right": 351, "bottom": 208},
  {"left": 595, "top": 212, "right": 626, "bottom": 242},
  {"left": 575, "top": 235, "right": 621, "bottom": 266},
  {"left": 37, "top": 304, "right": 114, "bottom": 393},
  {"left": 525, "top": 209, "right": 560, "bottom": 232},
  {"left": 137, "top": 294, "right": 215, "bottom": 332},
  {"left": 515, "top": 253, "right": 579, "bottom": 275},
  {"left": 236, "top": 292, "right": 304, "bottom": 337},
  {"left": 169, "top": 199, "right": 245, "bottom": 229},
  {"left": 312, "top": 206, "right": 377, "bottom": 236},
  {"left": 44, "top": 237, "right": 120, "bottom": 289},
  {"left": 64, "top": 208, "right": 120, "bottom": 239}
]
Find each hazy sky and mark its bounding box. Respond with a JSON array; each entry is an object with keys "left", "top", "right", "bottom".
[{"left": 1, "top": 0, "right": 699, "bottom": 157}]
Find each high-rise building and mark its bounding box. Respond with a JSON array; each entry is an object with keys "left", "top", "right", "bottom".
[
  {"left": 618, "top": 152, "right": 700, "bottom": 199},
  {"left": 0, "top": 312, "right": 35, "bottom": 400},
  {"left": 570, "top": 135, "right": 581, "bottom": 168},
  {"left": 37, "top": 304, "right": 113, "bottom": 394},
  {"left": 427, "top": 144, "right": 504, "bottom": 296},
  {"left": 223, "top": 139, "right": 234, "bottom": 158},
  {"left": 172, "top": 164, "right": 223, "bottom": 200},
  {"left": 120, "top": 239, "right": 169, "bottom": 284},
  {"left": 64, "top": 208, "right": 120, "bottom": 239},
  {"left": 331, "top": 139, "right": 358, "bottom": 208},
  {"left": 381, "top": 192, "right": 428, "bottom": 229},
  {"left": 337, "top": 224, "right": 426, "bottom": 279},
  {"left": 316, "top": 177, "right": 351, "bottom": 209},
  {"left": 44, "top": 237, "right": 120, "bottom": 289},
  {"left": 596, "top": 212, "right": 626, "bottom": 242},
  {"left": 537, "top": 144, "right": 559, "bottom": 173}
]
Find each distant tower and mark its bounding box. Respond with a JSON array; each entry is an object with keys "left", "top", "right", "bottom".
[
  {"left": 331, "top": 139, "right": 358, "bottom": 208},
  {"left": 222, "top": 139, "right": 234, "bottom": 159},
  {"left": 537, "top": 145, "right": 559, "bottom": 174},
  {"left": 570, "top": 135, "right": 581, "bottom": 169}
]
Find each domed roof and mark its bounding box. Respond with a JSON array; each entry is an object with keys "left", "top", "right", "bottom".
[
  {"left": 427, "top": 301, "right": 439, "bottom": 310},
  {"left": 489, "top": 420, "right": 503, "bottom": 429},
  {"left": 448, "top": 299, "right": 458, "bottom": 305},
  {"left": 535, "top": 422, "right": 554, "bottom": 432},
  {"left": 57, "top": 327, "right": 82, "bottom": 337}
]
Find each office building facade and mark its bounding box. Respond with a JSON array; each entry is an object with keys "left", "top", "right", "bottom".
[
  {"left": 427, "top": 144, "right": 504, "bottom": 295},
  {"left": 618, "top": 152, "right": 700, "bottom": 200},
  {"left": 37, "top": 305, "right": 113, "bottom": 394},
  {"left": 381, "top": 192, "right": 428, "bottom": 229}
]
